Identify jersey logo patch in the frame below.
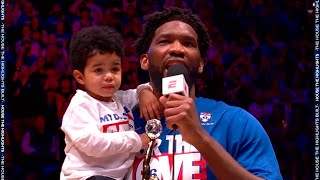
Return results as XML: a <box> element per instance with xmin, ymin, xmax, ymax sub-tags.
<box><xmin>200</xmin><ymin>112</ymin><xmax>211</xmax><ymax>122</ymax></box>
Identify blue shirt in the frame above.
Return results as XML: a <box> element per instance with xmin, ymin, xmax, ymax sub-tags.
<box><xmin>127</xmin><ymin>97</ymin><xmax>283</xmax><ymax>180</ymax></box>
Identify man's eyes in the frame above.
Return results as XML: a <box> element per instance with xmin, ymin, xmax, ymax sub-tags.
<box><xmin>184</xmin><ymin>41</ymin><xmax>196</xmax><ymax>47</ymax></box>
<box><xmin>158</xmin><ymin>40</ymin><xmax>169</xmax><ymax>45</ymax></box>
<box><xmin>158</xmin><ymin>40</ymin><xmax>196</xmax><ymax>47</ymax></box>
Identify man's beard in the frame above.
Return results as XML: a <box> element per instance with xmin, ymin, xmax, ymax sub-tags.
<box><xmin>148</xmin><ymin>63</ymin><xmax>164</xmax><ymax>95</ymax></box>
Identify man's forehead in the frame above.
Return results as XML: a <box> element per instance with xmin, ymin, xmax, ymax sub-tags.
<box><xmin>154</xmin><ymin>20</ymin><xmax>198</xmax><ymax>39</ymax></box>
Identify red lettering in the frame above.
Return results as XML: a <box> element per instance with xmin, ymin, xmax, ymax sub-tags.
<box><xmin>131</xmin><ymin>153</ymin><xmax>207</xmax><ymax>180</ymax></box>
<box><xmin>168</xmin><ymin>80</ymin><xmax>177</xmax><ymax>89</ymax></box>
<box><xmin>102</xmin><ymin>121</ymin><xmax>129</xmax><ymax>133</ymax></box>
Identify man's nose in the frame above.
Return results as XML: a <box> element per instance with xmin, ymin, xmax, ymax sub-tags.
<box><xmin>168</xmin><ymin>41</ymin><xmax>185</xmax><ymax>57</ymax></box>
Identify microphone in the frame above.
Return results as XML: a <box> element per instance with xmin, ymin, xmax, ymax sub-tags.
<box><xmin>161</xmin><ymin>64</ymin><xmax>192</xmax><ymax>180</ymax></box>
<box><xmin>162</xmin><ymin>64</ymin><xmax>191</xmax><ymax>129</ymax></box>
<box><xmin>162</xmin><ymin>64</ymin><xmax>191</xmax><ymax>97</ymax></box>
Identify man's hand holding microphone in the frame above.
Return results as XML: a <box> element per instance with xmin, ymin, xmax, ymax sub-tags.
<box><xmin>160</xmin><ymin>64</ymin><xmax>206</xmax><ymax>145</ymax></box>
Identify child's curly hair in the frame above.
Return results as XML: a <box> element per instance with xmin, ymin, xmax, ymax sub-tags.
<box><xmin>69</xmin><ymin>26</ymin><xmax>124</xmax><ymax>73</ymax></box>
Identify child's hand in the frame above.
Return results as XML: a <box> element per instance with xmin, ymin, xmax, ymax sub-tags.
<box><xmin>138</xmin><ymin>89</ymin><xmax>163</xmax><ymax>120</ymax></box>
<box><xmin>139</xmin><ymin>133</ymin><xmax>151</xmax><ymax>150</ymax></box>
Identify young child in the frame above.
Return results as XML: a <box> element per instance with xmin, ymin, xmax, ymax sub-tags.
<box><xmin>60</xmin><ymin>26</ymin><xmax>160</xmax><ymax>180</ymax></box>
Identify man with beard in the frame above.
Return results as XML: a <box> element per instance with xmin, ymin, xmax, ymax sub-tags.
<box><xmin>126</xmin><ymin>7</ymin><xmax>282</xmax><ymax>180</ymax></box>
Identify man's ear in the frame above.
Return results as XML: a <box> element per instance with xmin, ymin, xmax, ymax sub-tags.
<box><xmin>140</xmin><ymin>54</ymin><xmax>149</xmax><ymax>70</ymax></box>
<box><xmin>73</xmin><ymin>70</ymin><xmax>85</xmax><ymax>85</ymax></box>
<box><xmin>198</xmin><ymin>58</ymin><xmax>205</xmax><ymax>73</ymax></box>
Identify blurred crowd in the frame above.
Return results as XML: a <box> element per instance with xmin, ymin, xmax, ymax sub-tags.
<box><xmin>5</xmin><ymin>0</ymin><xmax>314</xmax><ymax>179</ymax></box>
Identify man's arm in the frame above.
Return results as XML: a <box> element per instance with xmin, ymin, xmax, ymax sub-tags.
<box><xmin>193</xmin><ymin>130</ymin><xmax>264</xmax><ymax>180</ymax></box>
<box><xmin>160</xmin><ymin>93</ymin><xmax>280</xmax><ymax>180</ymax></box>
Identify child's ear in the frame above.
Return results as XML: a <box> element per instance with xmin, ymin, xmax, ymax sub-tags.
<box><xmin>73</xmin><ymin>70</ymin><xmax>85</xmax><ymax>85</ymax></box>
<box><xmin>140</xmin><ymin>54</ymin><xmax>149</xmax><ymax>70</ymax></box>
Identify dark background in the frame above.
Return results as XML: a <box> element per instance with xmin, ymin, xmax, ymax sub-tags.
<box><xmin>5</xmin><ymin>0</ymin><xmax>314</xmax><ymax>179</ymax></box>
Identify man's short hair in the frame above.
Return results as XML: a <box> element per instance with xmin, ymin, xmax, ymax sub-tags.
<box><xmin>135</xmin><ymin>7</ymin><xmax>211</xmax><ymax>62</ymax></box>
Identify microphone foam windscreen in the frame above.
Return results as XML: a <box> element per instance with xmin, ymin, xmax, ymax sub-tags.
<box><xmin>167</xmin><ymin>64</ymin><xmax>192</xmax><ymax>87</ymax></box>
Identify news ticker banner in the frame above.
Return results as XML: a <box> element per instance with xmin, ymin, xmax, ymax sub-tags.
<box><xmin>315</xmin><ymin>1</ymin><xmax>320</xmax><ymax>179</ymax></box>
<box><xmin>0</xmin><ymin>0</ymin><xmax>4</xmax><ymax>179</ymax></box>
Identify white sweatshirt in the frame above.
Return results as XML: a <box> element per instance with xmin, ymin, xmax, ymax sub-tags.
<box><xmin>60</xmin><ymin>89</ymin><xmax>142</xmax><ymax>180</ymax></box>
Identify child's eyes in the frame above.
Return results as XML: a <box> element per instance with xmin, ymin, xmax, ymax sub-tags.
<box><xmin>112</xmin><ymin>67</ymin><xmax>121</xmax><ymax>72</ymax></box>
<box><xmin>94</xmin><ymin>68</ymin><xmax>103</xmax><ymax>73</ymax></box>
<box><xmin>93</xmin><ymin>67</ymin><xmax>121</xmax><ymax>74</ymax></box>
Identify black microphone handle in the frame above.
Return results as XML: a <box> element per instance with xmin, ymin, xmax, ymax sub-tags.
<box><xmin>172</xmin><ymin>124</ymin><xmax>177</xmax><ymax>130</ymax></box>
